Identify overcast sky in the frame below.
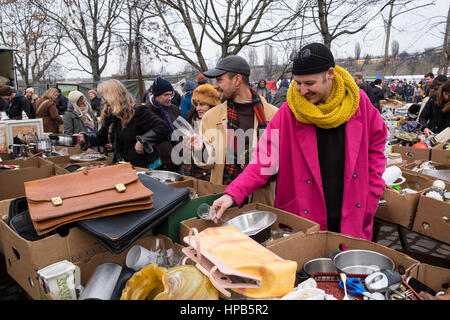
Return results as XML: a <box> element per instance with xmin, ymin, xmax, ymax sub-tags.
<box><xmin>63</xmin><ymin>0</ymin><xmax>449</xmax><ymax>80</ymax></box>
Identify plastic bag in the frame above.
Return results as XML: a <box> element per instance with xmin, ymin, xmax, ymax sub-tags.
<box><xmin>120</xmin><ymin>264</ymin><xmax>219</xmax><ymax>300</ymax></box>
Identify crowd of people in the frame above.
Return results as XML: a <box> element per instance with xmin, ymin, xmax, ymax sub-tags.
<box><xmin>0</xmin><ymin>43</ymin><xmax>449</xmax><ymax>249</ymax></box>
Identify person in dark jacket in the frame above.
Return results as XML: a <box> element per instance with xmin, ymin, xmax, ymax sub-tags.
<box><xmin>272</xmin><ymin>79</ymin><xmax>290</xmax><ymax>108</ymax></box>
<box><xmin>145</xmin><ymin>77</ymin><xmax>182</xmax><ymax>172</ymax></box>
<box><xmin>0</xmin><ymin>86</ymin><xmax>12</xmax><ymax>116</ymax></box>
<box><xmin>419</xmin><ymin>78</ymin><xmax>450</xmax><ymax>135</ymax></box>
<box><xmin>75</xmin><ymin>79</ymin><xmax>169</xmax><ymax>168</ymax></box>
<box><xmin>9</xmin><ymin>89</ymin><xmax>35</xmax><ymax>119</ymax></box>
<box><xmin>255</xmin><ymin>78</ymin><xmax>272</xmax><ymax>104</ymax></box>
<box><xmin>180</xmin><ymin>81</ymin><xmax>197</xmax><ymax>119</ymax></box>
<box><xmin>64</xmin><ymin>90</ymin><xmax>98</xmax><ymax>135</ymax></box>
<box><xmin>354</xmin><ymin>72</ymin><xmax>379</xmax><ymax>109</ymax></box>
<box><xmin>88</xmin><ymin>89</ymin><xmax>102</xmax><ymax>117</ymax></box>
<box><xmin>55</xmin><ymin>88</ymin><xmax>68</xmax><ymax>115</ymax></box>
<box><xmin>184</xmin><ymin>83</ymin><xmax>220</xmax><ymax>180</ymax></box>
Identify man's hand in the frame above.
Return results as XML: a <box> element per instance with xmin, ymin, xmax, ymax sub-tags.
<box><xmin>424</xmin><ymin>128</ymin><xmax>434</xmax><ymax>135</ymax></box>
<box><xmin>211</xmin><ymin>194</ymin><xmax>235</xmax><ymax>224</ymax></box>
<box><xmin>135</xmin><ymin>141</ymin><xmax>144</xmax><ymax>155</ymax></box>
<box><xmin>190</xmin><ymin>135</ymin><xmax>203</xmax><ymax>151</ymax></box>
<box><xmin>73</xmin><ymin>134</ymin><xmax>85</xmax><ymax>144</ymax></box>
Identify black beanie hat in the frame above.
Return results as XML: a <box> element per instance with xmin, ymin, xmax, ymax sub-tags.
<box><xmin>152</xmin><ymin>77</ymin><xmax>174</xmax><ymax>97</ymax></box>
<box><xmin>292</xmin><ymin>43</ymin><xmax>335</xmax><ymax>75</ymax></box>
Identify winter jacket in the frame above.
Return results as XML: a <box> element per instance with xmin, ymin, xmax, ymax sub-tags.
<box><xmin>55</xmin><ymin>94</ymin><xmax>68</xmax><ymax>115</ymax></box>
<box><xmin>8</xmin><ymin>91</ymin><xmax>35</xmax><ymax>119</ymax></box>
<box><xmin>146</xmin><ymin>98</ymin><xmax>182</xmax><ymax>170</ymax></box>
<box><xmin>272</xmin><ymin>87</ymin><xmax>288</xmax><ymax>108</ymax></box>
<box><xmin>83</xmin><ymin>104</ymin><xmax>169</xmax><ymax>167</ymax></box>
<box><xmin>63</xmin><ymin>109</ymin><xmax>99</xmax><ymax>135</ymax></box>
<box><xmin>418</xmin><ymin>96</ymin><xmax>450</xmax><ymax>134</ymax></box>
<box><xmin>194</xmin><ymin>96</ymin><xmax>279</xmax><ymax>205</ymax></box>
<box><xmin>224</xmin><ymin>90</ymin><xmax>387</xmax><ymax>241</ymax></box>
<box><xmin>35</xmin><ymin>97</ymin><xmax>63</xmax><ymax>133</ymax></box>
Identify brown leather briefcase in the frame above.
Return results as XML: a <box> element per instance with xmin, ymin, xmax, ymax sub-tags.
<box><xmin>25</xmin><ymin>162</ymin><xmax>153</xmax><ymax>235</ymax></box>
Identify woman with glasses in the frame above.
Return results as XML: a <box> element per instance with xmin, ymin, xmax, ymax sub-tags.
<box><xmin>64</xmin><ymin>90</ymin><xmax>98</xmax><ymax>135</ymax></box>
<box><xmin>74</xmin><ymin>79</ymin><xmax>169</xmax><ymax>168</ymax></box>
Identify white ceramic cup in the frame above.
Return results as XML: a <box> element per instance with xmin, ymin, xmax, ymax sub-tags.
<box><xmin>37</xmin><ymin>260</ymin><xmax>81</xmax><ymax>300</ymax></box>
<box><xmin>126</xmin><ymin>245</ymin><xmax>156</xmax><ymax>271</ymax></box>
<box><xmin>382</xmin><ymin>165</ymin><xmax>406</xmax><ymax>187</ymax></box>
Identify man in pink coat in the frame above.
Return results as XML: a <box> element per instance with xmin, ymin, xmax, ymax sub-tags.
<box><xmin>212</xmin><ymin>43</ymin><xmax>387</xmax><ymax>241</ymax></box>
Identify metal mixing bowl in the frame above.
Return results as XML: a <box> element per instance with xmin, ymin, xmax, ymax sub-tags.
<box><xmin>331</xmin><ymin>250</ymin><xmax>395</xmax><ymax>275</ymax></box>
<box><xmin>144</xmin><ymin>170</ymin><xmax>183</xmax><ymax>183</ymax></box>
<box><xmin>223</xmin><ymin>210</ymin><xmax>277</xmax><ymax>243</ymax></box>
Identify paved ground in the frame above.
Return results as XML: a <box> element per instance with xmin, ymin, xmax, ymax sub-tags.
<box><xmin>0</xmin><ymin>224</ymin><xmax>449</xmax><ymax>300</ymax></box>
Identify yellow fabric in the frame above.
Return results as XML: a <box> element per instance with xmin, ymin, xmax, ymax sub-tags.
<box><xmin>286</xmin><ymin>65</ymin><xmax>360</xmax><ymax>129</ymax></box>
<box><xmin>196</xmin><ymin>226</ymin><xmax>297</xmax><ymax>299</ymax></box>
<box><xmin>120</xmin><ymin>264</ymin><xmax>219</xmax><ymax>300</ymax></box>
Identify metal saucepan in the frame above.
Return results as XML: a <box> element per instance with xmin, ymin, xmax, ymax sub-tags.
<box><xmin>48</xmin><ymin>134</ymin><xmax>77</xmax><ymax>147</ymax></box>
<box><xmin>144</xmin><ymin>170</ymin><xmax>183</xmax><ymax>183</ymax></box>
<box><xmin>330</xmin><ymin>249</ymin><xmax>395</xmax><ymax>275</ymax></box>
<box><xmin>303</xmin><ymin>258</ymin><xmax>338</xmax><ymax>276</ymax></box>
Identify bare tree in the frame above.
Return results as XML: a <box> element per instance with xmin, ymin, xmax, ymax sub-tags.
<box><xmin>146</xmin><ymin>0</ymin><xmax>303</xmax><ymax>72</ymax></box>
<box><xmin>31</xmin><ymin>0</ymin><xmax>124</xmax><ymax>82</ymax></box>
<box><xmin>114</xmin><ymin>0</ymin><xmax>165</xmax><ymax>79</ymax></box>
<box><xmin>381</xmin><ymin>0</ymin><xmax>436</xmax><ymax>81</ymax></box>
<box><xmin>438</xmin><ymin>4</ymin><xmax>450</xmax><ymax>75</ymax></box>
<box><xmin>389</xmin><ymin>40</ymin><xmax>402</xmax><ymax>77</ymax></box>
<box><xmin>307</xmin><ymin>0</ymin><xmax>391</xmax><ymax>48</ymax></box>
<box><xmin>0</xmin><ymin>0</ymin><xmax>65</xmax><ymax>86</ymax></box>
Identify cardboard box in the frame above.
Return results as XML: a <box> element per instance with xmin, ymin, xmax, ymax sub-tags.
<box><xmin>266</xmin><ymin>231</ymin><xmax>420</xmax><ymax>279</ymax></box>
<box><xmin>375</xmin><ymin>171</ymin><xmax>436</xmax><ymax>229</ymax></box>
<box><xmin>0</xmin><ymin>152</ymin><xmax>14</xmax><ymax>161</ymax></box>
<box><xmin>392</xmin><ymin>144</ymin><xmax>431</xmax><ymax>163</ymax></box>
<box><xmin>416</xmin><ymin>264</ymin><xmax>450</xmax><ymax>294</ymax></box>
<box><xmin>430</xmin><ymin>144</ymin><xmax>450</xmax><ymax>166</ymax></box>
<box><xmin>412</xmin><ymin>193</ymin><xmax>450</xmax><ymax>244</ymax></box>
<box><xmin>155</xmin><ymin>178</ymin><xmax>227</xmax><ymax>243</ymax></box>
<box><xmin>38</xmin><ymin>234</ymin><xmax>176</xmax><ymax>300</ymax></box>
<box><xmin>179</xmin><ymin>203</ymin><xmax>321</xmax><ymax>247</ymax></box>
<box><xmin>402</xmin><ymin>160</ymin><xmax>450</xmax><ymax>181</ymax></box>
<box><xmin>0</xmin><ymin>200</ymin><xmax>176</xmax><ymax>300</ymax></box>
<box><xmin>0</xmin><ymin>157</ymin><xmax>56</xmax><ymax>201</ymax></box>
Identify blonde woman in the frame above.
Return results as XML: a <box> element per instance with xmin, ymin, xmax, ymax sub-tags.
<box><xmin>34</xmin><ymin>87</ymin><xmax>63</xmax><ymax>133</ymax></box>
<box><xmin>75</xmin><ymin>79</ymin><xmax>169</xmax><ymax>167</ymax></box>
<box><xmin>64</xmin><ymin>90</ymin><xmax>98</xmax><ymax>135</ymax></box>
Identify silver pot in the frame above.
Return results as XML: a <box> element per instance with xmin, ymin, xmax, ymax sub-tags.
<box><xmin>330</xmin><ymin>249</ymin><xmax>395</xmax><ymax>275</ymax></box>
<box><xmin>49</xmin><ymin>134</ymin><xmax>77</xmax><ymax>147</ymax></box>
<box><xmin>303</xmin><ymin>258</ymin><xmax>338</xmax><ymax>275</ymax></box>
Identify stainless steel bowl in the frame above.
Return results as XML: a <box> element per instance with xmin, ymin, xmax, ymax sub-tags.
<box><xmin>331</xmin><ymin>250</ymin><xmax>395</xmax><ymax>275</ymax></box>
<box><xmin>303</xmin><ymin>258</ymin><xmax>338</xmax><ymax>275</ymax></box>
<box><xmin>145</xmin><ymin>170</ymin><xmax>183</xmax><ymax>183</ymax></box>
<box><xmin>223</xmin><ymin>210</ymin><xmax>277</xmax><ymax>243</ymax></box>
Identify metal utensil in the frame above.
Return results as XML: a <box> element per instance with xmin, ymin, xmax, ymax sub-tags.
<box><xmin>144</xmin><ymin>170</ymin><xmax>183</xmax><ymax>183</ymax></box>
<box><xmin>223</xmin><ymin>210</ymin><xmax>277</xmax><ymax>243</ymax></box>
<box><xmin>303</xmin><ymin>258</ymin><xmax>338</xmax><ymax>276</ymax></box>
<box><xmin>340</xmin><ymin>273</ymin><xmax>349</xmax><ymax>300</ymax></box>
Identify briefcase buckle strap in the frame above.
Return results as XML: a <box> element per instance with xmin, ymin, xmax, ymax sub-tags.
<box><xmin>51</xmin><ymin>197</ymin><xmax>63</xmax><ymax>206</ymax></box>
<box><xmin>115</xmin><ymin>183</ymin><xmax>126</xmax><ymax>193</ymax></box>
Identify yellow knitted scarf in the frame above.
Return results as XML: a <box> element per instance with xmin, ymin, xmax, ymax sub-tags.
<box><xmin>287</xmin><ymin>65</ymin><xmax>360</xmax><ymax>129</ymax></box>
